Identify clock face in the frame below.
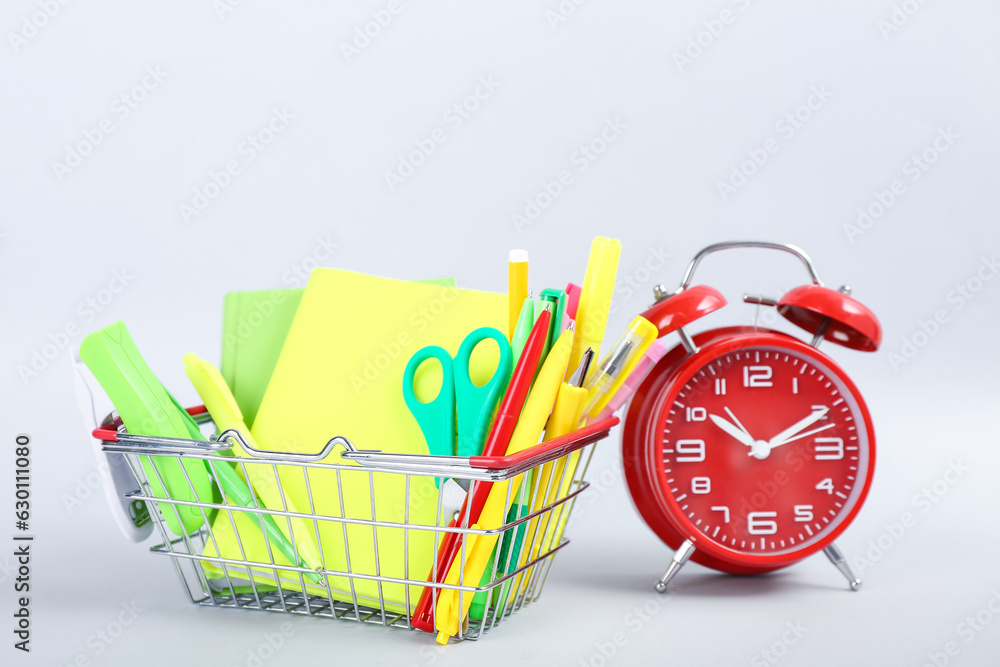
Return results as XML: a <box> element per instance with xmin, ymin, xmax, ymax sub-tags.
<box><xmin>654</xmin><ymin>340</ymin><xmax>872</xmax><ymax>560</ymax></box>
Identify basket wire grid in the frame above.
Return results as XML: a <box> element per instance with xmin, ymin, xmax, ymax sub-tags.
<box><xmin>96</xmin><ymin>410</ymin><xmax>614</xmax><ymax>640</ymax></box>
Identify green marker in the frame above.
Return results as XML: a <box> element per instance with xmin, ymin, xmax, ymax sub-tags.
<box><xmin>80</xmin><ymin>321</ymin><xmax>219</xmax><ymax>536</ymax></box>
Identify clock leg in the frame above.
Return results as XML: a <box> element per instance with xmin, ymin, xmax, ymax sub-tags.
<box><xmin>823</xmin><ymin>543</ymin><xmax>862</xmax><ymax>591</ymax></box>
<box><xmin>654</xmin><ymin>539</ymin><xmax>695</xmax><ymax>593</ymax></box>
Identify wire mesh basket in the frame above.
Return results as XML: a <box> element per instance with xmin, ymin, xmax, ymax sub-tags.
<box><xmin>93</xmin><ymin>408</ymin><xmax>616</xmax><ymax>640</ymax></box>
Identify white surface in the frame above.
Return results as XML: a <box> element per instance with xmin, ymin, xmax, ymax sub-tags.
<box><xmin>1</xmin><ymin>1</ymin><xmax>998</xmax><ymax>665</ymax></box>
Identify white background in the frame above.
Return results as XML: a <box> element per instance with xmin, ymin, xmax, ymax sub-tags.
<box><xmin>2</xmin><ymin>1</ymin><xmax>999</xmax><ymax>665</ymax></box>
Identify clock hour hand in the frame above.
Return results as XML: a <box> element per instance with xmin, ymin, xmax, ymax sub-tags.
<box><xmin>709</xmin><ymin>412</ymin><xmax>756</xmax><ymax>448</ymax></box>
<box><xmin>767</xmin><ymin>406</ymin><xmax>829</xmax><ymax>448</ymax></box>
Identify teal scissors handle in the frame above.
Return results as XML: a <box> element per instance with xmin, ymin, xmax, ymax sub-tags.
<box><xmin>453</xmin><ymin>327</ymin><xmax>513</xmax><ymax>458</ymax></box>
<box><xmin>403</xmin><ymin>346</ymin><xmax>456</xmax><ymax>467</ymax></box>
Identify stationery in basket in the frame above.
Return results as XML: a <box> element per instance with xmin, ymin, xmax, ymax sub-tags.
<box><xmin>82</xmin><ymin>238</ymin><xmax>632</xmax><ymax>642</ymax></box>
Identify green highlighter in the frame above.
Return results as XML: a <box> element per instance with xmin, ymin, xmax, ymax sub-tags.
<box><xmin>84</xmin><ymin>322</ymin><xmax>322</xmax><ymax>582</ymax></box>
<box><xmin>80</xmin><ymin>321</ymin><xmax>220</xmax><ymax>536</ymax></box>
<box><xmin>539</xmin><ymin>288</ymin><xmax>567</xmax><ymax>352</ymax></box>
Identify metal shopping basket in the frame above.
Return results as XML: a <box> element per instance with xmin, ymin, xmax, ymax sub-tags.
<box><xmin>92</xmin><ymin>407</ymin><xmax>616</xmax><ymax>640</ymax></box>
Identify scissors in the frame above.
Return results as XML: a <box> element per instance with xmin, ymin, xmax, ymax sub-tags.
<box><xmin>403</xmin><ymin>327</ymin><xmax>513</xmax><ymax>487</ymax></box>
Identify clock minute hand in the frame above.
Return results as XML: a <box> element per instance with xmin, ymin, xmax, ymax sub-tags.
<box><xmin>769</xmin><ymin>423</ymin><xmax>836</xmax><ymax>449</ymax></box>
<box><xmin>709</xmin><ymin>413</ymin><xmax>756</xmax><ymax>448</ymax></box>
<box><xmin>768</xmin><ymin>406</ymin><xmax>830</xmax><ymax>448</ymax></box>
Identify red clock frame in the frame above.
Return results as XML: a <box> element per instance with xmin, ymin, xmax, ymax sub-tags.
<box><xmin>622</xmin><ymin>326</ymin><xmax>877</xmax><ymax>575</ymax></box>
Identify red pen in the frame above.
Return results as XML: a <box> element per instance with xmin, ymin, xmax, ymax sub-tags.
<box><xmin>412</xmin><ymin>309</ymin><xmax>552</xmax><ymax>632</ymax></box>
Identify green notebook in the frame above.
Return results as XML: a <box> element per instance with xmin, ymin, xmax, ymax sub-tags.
<box><xmin>221</xmin><ymin>278</ymin><xmax>457</xmax><ymax>429</ymax></box>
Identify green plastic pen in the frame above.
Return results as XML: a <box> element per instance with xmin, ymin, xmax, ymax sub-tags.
<box><xmin>510</xmin><ymin>297</ymin><xmax>535</xmax><ymax>365</ymax></box>
<box><xmin>208</xmin><ymin>461</ymin><xmax>323</xmax><ymax>584</ymax></box>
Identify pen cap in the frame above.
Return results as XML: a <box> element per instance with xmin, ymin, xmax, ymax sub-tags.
<box><xmin>564</xmin><ymin>283</ymin><xmax>582</xmax><ymax>320</ymax></box>
<box><xmin>539</xmin><ymin>288</ymin><xmax>567</xmax><ymax>352</ymax></box>
<box><xmin>584</xmin><ymin>316</ymin><xmax>658</xmax><ymax>418</ymax></box>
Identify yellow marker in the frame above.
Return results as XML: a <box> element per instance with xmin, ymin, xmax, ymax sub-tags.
<box><xmin>567</xmin><ymin>237</ymin><xmax>621</xmax><ymax>382</ymax></box>
<box><xmin>538</xmin><ymin>405</ymin><xmax>594</xmax><ymax>559</ymax></box>
<box><xmin>435</xmin><ymin>328</ymin><xmax>574</xmax><ymax>643</ymax></box>
<box><xmin>542</xmin><ymin>321</ymin><xmax>658</xmax><ymax>555</ymax></box>
<box><xmin>183</xmin><ymin>353</ymin><xmax>324</xmax><ymax>575</ymax></box>
<box><xmin>583</xmin><ymin>316</ymin><xmax>658</xmax><ymax>418</ymax></box>
<box><xmin>509</xmin><ymin>381</ymin><xmax>588</xmax><ymax>602</ymax></box>
<box><xmin>508</xmin><ymin>249</ymin><xmax>529</xmax><ymax>340</ymax></box>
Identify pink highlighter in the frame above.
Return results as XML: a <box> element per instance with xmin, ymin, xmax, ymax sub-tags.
<box><xmin>594</xmin><ymin>337</ymin><xmax>669</xmax><ymax>421</ymax></box>
<box><xmin>564</xmin><ymin>283</ymin><xmax>582</xmax><ymax>320</ymax></box>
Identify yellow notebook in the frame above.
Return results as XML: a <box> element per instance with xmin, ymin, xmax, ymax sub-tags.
<box><xmin>230</xmin><ymin>269</ymin><xmax>505</xmax><ymax>611</ymax></box>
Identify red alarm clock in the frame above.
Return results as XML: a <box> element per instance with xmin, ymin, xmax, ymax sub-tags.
<box><xmin>621</xmin><ymin>241</ymin><xmax>881</xmax><ymax>592</ymax></box>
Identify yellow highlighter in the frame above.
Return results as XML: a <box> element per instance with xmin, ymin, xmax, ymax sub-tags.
<box><xmin>568</xmin><ymin>237</ymin><xmax>621</xmax><ymax>382</ymax></box>
<box><xmin>183</xmin><ymin>353</ymin><xmax>325</xmax><ymax>577</ymax></box>
<box><xmin>435</xmin><ymin>328</ymin><xmax>574</xmax><ymax>644</ymax></box>
<box><xmin>508</xmin><ymin>249</ymin><xmax>529</xmax><ymax>340</ymax></box>
<box><xmin>509</xmin><ymin>380</ymin><xmax>589</xmax><ymax>601</ymax></box>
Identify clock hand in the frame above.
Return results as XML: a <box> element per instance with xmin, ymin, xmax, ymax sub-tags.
<box><xmin>724</xmin><ymin>406</ymin><xmax>751</xmax><ymax>437</ymax></box>
<box><xmin>709</xmin><ymin>413</ymin><xmax>756</xmax><ymax>448</ymax></box>
<box><xmin>749</xmin><ymin>422</ymin><xmax>836</xmax><ymax>456</ymax></box>
<box><xmin>767</xmin><ymin>406</ymin><xmax>829</xmax><ymax>449</ymax></box>
<box><xmin>772</xmin><ymin>422</ymin><xmax>836</xmax><ymax>447</ymax></box>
